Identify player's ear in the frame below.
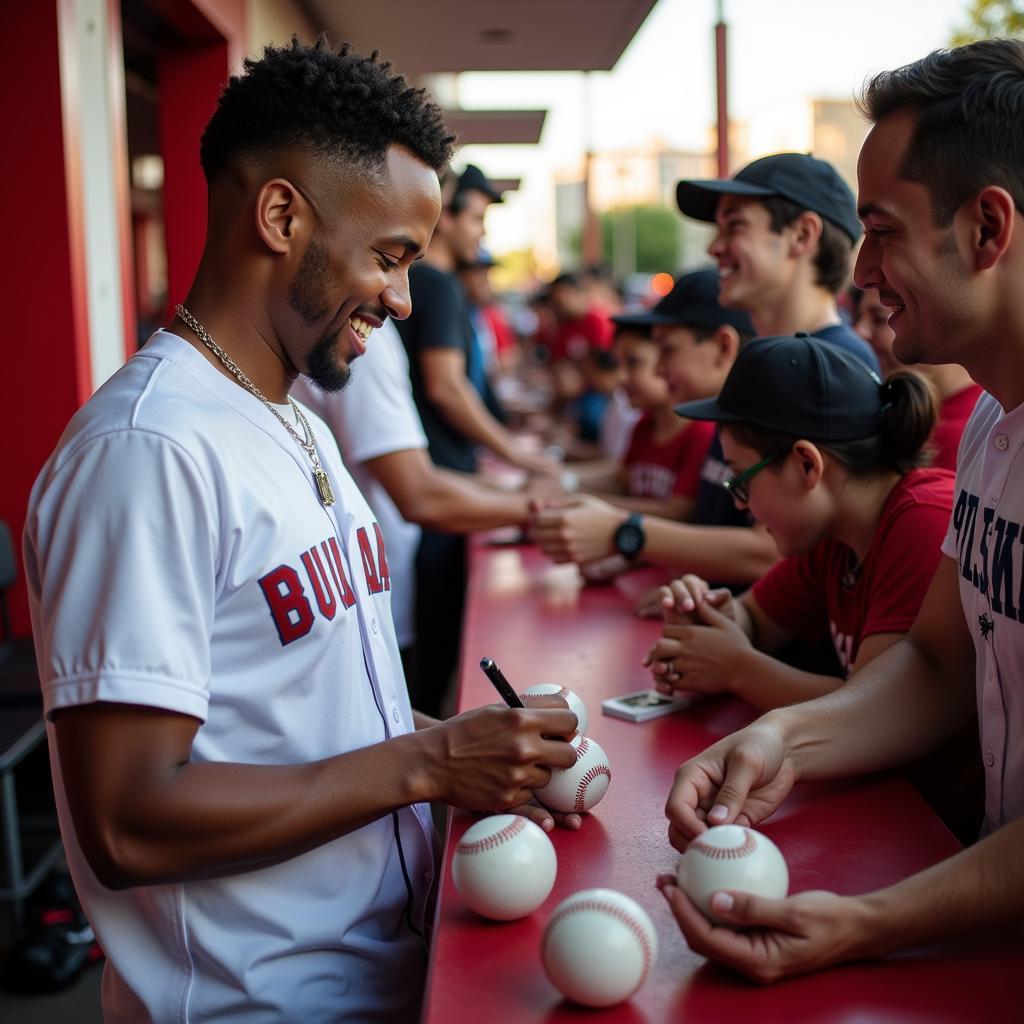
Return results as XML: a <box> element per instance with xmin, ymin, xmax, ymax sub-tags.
<box><xmin>255</xmin><ymin>178</ymin><xmax>309</xmax><ymax>256</ymax></box>
<box><xmin>712</xmin><ymin>325</ymin><xmax>740</xmax><ymax>367</ymax></box>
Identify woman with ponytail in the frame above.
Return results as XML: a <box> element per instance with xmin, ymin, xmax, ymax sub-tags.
<box><xmin>646</xmin><ymin>333</ymin><xmax>953</xmax><ymax>708</ymax></box>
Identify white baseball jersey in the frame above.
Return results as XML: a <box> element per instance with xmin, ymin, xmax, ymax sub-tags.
<box><xmin>292</xmin><ymin>319</ymin><xmax>427</xmax><ymax>649</ymax></box>
<box><xmin>24</xmin><ymin>330</ymin><xmax>434</xmax><ymax>1024</ymax></box>
<box><xmin>941</xmin><ymin>390</ymin><xmax>1024</xmax><ymax>834</ymax></box>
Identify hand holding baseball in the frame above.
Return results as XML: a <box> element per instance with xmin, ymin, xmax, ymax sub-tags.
<box><xmin>655</xmin><ymin>878</ymin><xmax>870</xmax><ymax>984</ymax></box>
<box><xmin>664</xmin><ymin>718</ymin><xmax>796</xmax><ymax>851</ymax></box>
<box><xmin>419</xmin><ymin>703</ymin><xmax>578</xmax><ymax>812</ymax></box>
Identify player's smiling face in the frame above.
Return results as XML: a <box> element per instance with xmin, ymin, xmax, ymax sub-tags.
<box><xmin>854</xmin><ymin>109</ymin><xmax>974</xmax><ymax>370</ymax></box>
<box><xmin>284</xmin><ymin>144</ymin><xmax>441</xmax><ymax>392</ymax></box>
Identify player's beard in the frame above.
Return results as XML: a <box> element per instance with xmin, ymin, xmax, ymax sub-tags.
<box><xmin>289</xmin><ymin>233</ymin><xmax>352</xmax><ymax>393</ymax></box>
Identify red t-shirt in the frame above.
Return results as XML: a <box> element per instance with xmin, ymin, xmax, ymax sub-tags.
<box><xmin>751</xmin><ymin>468</ymin><xmax>954</xmax><ymax>675</ymax></box>
<box><xmin>931</xmin><ymin>383</ymin><xmax>983</xmax><ymax>471</ymax></box>
<box><xmin>623</xmin><ymin>415</ymin><xmax>716</xmax><ymax>501</ymax></box>
<box><xmin>549</xmin><ymin>311</ymin><xmax>614</xmax><ymax>362</ymax></box>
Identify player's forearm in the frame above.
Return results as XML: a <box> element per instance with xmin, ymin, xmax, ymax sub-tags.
<box><xmin>854</xmin><ymin>816</ymin><xmax>1024</xmax><ymax>957</ymax></box>
<box><xmin>772</xmin><ymin>636</ymin><xmax>976</xmax><ymax>782</ymax></box>
<box><xmin>729</xmin><ymin>647</ymin><xmax>845</xmax><ymax>712</ymax></box>
<box><xmin>642</xmin><ymin>520</ymin><xmax>780</xmax><ymax>583</ymax></box>
<box><xmin>81</xmin><ymin>731</ymin><xmax>438</xmax><ymax>889</ymax></box>
<box><xmin>412</xmin><ymin>468</ymin><xmax>531</xmax><ymax>532</ymax></box>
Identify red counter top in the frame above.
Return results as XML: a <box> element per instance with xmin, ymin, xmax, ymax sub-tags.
<box><xmin>422</xmin><ymin>543</ymin><xmax>1024</xmax><ymax>1022</ymax></box>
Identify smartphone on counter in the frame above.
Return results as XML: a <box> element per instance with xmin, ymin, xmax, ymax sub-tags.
<box><xmin>601</xmin><ymin>689</ymin><xmax>693</xmax><ymax>723</ymax></box>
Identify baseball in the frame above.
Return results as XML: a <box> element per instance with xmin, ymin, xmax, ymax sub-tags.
<box><xmin>541</xmin><ymin>888</ymin><xmax>657</xmax><ymax>1007</ymax></box>
<box><xmin>534</xmin><ymin>734</ymin><xmax>611</xmax><ymax>814</ymax></box>
<box><xmin>522</xmin><ymin>683</ymin><xmax>588</xmax><ymax>735</ymax></box>
<box><xmin>678</xmin><ymin>824</ymin><xmax>789</xmax><ymax>924</ymax></box>
<box><xmin>451</xmin><ymin>814</ymin><xmax>557</xmax><ymax>921</ymax></box>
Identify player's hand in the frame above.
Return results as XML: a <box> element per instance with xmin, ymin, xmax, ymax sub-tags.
<box><xmin>646</xmin><ymin>597</ymin><xmax>750</xmax><ymax>695</ymax></box>
<box><xmin>656</xmin><ymin>875</ymin><xmax>870</xmax><ymax>983</ymax></box>
<box><xmin>421</xmin><ymin>702</ymin><xmax>579</xmax><ymax>811</ymax></box>
<box><xmin>506</xmin><ymin>800</ymin><xmax>583</xmax><ymax>832</ymax></box>
<box><xmin>665</xmin><ymin>718</ymin><xmax>796</xmax><ymax>850</ymax></box>
<box><xmin>579</xmin><ymin>554</ymin><xmax>631</xmax><ymax>584</ymax></box>
<box><xmin>530</xmin><ymin>494</ymin><xmax>620</xmax><ymax>564</ymax></box>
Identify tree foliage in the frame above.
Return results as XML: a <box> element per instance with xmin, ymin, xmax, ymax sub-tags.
<box><xmin>951</xmin><ymin>0</ymin><xmax>1024</xmax><ymax>45</ymax></box>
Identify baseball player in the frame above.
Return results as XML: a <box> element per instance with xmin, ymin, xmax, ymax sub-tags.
<box><xmin>24</xmin><ymin>40</ymin><xmax>576</xmax><ymax>1023</ymax></box>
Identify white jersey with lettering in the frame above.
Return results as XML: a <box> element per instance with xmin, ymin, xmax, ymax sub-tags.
<box><xmin>292</xmin><ymin>319</ymin><xmax>427</xmax><ymax>649</ymax></box>
<box><xmin>24</xmin><ymin>330</ymin><xmax>433</xmax><ymax>1024</ymax></box>
<box><xmin>942</xmin><ymin>390</ymin><xmax>1024</xmax><ymax>834</ymax></box>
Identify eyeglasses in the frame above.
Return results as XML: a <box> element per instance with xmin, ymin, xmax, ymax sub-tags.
<box><xmin>722</xmin><ymin>452</ymin><xmax>780</xmax><ymax>505</ymax></box>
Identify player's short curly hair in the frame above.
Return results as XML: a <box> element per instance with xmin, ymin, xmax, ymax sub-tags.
<box><xmin>200</xmin><ymin>37</ymin><xmax>456</xmax><ymax>183</ymax></box>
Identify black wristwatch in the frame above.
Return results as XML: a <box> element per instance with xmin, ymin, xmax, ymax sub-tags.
<box><xmin>613</xmin><ymin>513</ymin><xmax>645</xmax><ymax>560</ymax></box>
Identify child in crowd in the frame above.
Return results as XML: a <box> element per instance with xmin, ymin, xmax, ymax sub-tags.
<box><xmin>573</xmin><ymin>321</ymin><xmax>715</xmax><ymax>523</ymax></box>
<box><xmin>532</xmin><ymin>270</ymin><xmax>780</xmax><ymax>590</ymax></box>
<box><xmin>850</xmin><ymin>284</ymin><xmax>982</xmax><ymax>470</ymax></box>
<box><xmin>647</xmin><ymin>334</ymin><xmax>980</xmax><ymax>840</ymax></box>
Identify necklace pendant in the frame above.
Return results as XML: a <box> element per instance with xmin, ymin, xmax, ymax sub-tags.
<box><xmin>315</xmin><ymin>467</ymin><xmax>336</xmax><ymax>506</ymax></box>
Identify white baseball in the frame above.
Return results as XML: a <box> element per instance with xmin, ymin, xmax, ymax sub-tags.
<box><xmin>541</xmin><ymin>888</ymin><xmax>658</xmax><ymax>1007</ymax></box>
<box><xmin>534</xmin><ymin>734</ymin><xmax>610</xmax><ymax>814</ymax></box>
<box><xmin>451</xmin><ymin>814</ymin><xmax>557</xmax><ymax>921</ymax></box>
<box><xmin>678</xmin><ymin>824</ymin><xmax>789</xmax><ymax>924</ymax></box>
<box><xmin>522</xmin><ymin>683</ymin><xmax>588</xmax><ymax>735</ymax></box>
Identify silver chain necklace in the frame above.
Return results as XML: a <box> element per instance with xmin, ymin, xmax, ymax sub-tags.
<box><xmin>175</xmin><ymin>303</ymin><xmax>335</xmax><ymax>506</ymax></box>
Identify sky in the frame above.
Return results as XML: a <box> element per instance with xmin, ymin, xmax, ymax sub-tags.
<box><xmin>453</xmin><ymin>0</ymin><xmax>969</xmax><ymax>260</ymax></box>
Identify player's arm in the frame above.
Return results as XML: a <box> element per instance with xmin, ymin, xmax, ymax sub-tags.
<box><xmin>419</xmin><ymin>348</ymin><xmax>557</xmax><ymax>475</ymax></box>
<box><xmin>592</xmin><ymin>492</ymin><xmax>694</xmax><ymax>521</ymax></box>
<box><xmin>532</xmin><ymin>494</ymin><xmax>779</xmax><ymax>583</ymax></box>
<box><xmin>53</xmin><ymin>699</ymin><xmax>578</xmax><ymax>889</ymax></box>
<box><xmin>364</xmin><ymin>447</ymin><xmax>531</xmax><ymax>532</ymax></box>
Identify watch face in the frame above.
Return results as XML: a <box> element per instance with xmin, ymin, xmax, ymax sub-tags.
<box><xmin>615</xmin><ymin>521</ymin><xmax>644</xmax><ymax>559</ymax></box>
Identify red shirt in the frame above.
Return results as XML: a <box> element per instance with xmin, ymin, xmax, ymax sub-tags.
<box><xmin>550</xmin><ymin>311</ymin><xmax>614</xmax><ymax>362</ymax></box>
<box><xmin>623</xmin><ymin>415</ymin><xmax>716</xmax><ymax>501</ymax></box>
<box><xmin>932</xmin><ymin>383</ymin><xmax>983</xmax><ymax>471</ymax></box>
<box><xmin>752</xmin><ymin>468</ymin><xmax>954</xmax><ymax>675</ymax></box>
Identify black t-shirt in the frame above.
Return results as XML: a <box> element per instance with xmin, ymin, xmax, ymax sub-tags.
<box><xmin>694</xmin><ymin>432</ymin><xmax>749</xmax><ymax>530</ymax></box>
<box><xmin>396</xmin><ymin>263</ymin><xmax>478</xmax><ymax>473</ymax></box>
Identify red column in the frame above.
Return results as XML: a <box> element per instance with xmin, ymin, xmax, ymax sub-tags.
<box><xmin>1</xmin><ymin>0</ymin><xmax>93</xmax><ymax>637</ymax></box>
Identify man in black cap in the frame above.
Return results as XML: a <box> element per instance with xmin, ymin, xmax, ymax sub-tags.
<box><xmin>395</xmin><ymin>164</ymin><xmax>556</xmax><ymax>716</ymax></box>
<box><xmin>532</xmin><ymin>269</ymin><xmax>780</xmax><ymax>591</ymax></box>
<box><xmin>676</xmin><ymin>153</ymin><xmax>878</xmax><ymax>372</ymax></box>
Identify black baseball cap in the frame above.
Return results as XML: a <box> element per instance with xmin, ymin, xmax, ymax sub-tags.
<box><xmin>675</xmin><ymin>153</ymin><xmax>861</xmax><ymax>243</ymax></box>
<box><xmin>611</xmin><ymin>269</ymin><xmax>755</xmax><ymax>335</ymax></box>
<box><xmin>674</xmin><ymin>333</ymin><xmax>886</xmax><ymax>441</ymax></box>
<box><xmin>456</xmin><ymin>163</ymin><xmax>504</xmax><ymax>204</ymax></box>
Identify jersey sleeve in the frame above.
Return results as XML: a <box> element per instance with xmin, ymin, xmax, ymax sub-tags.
<box><xmin>861</xmin><ymin>496</ymin><xmax>950</xmax><ymax>640</ymax></box>
<box><xmin>25</xmin><ymin>429</ymin><xmax>218</xmax><ymax>722</ymax></box>
<box><xmin>750</xmin><ymin>548</ymin><xmax>830</xmax><ymax>642</ymax></box>
<box><xmin>672</xmin><ymin>421</ymin><xmax>717</xmax><ymax>499</ymax></box>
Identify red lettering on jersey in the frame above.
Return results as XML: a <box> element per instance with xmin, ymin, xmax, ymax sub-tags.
<box><xmin>258</xmin><ymin>565</ymin><xmax>314</xmax><ymax>645</ymax></box>
<box><xmin>301</xmin><ymin>547</ymin><xmax>337</xmax><ymax>620</ymax></box>
<box><xmin>326</xmin><ymin>537</ymin><xmax>357</xmax><ymax>609</ymax></box>
<box><xmin>357</xmin><ymin>526</ymin><xmax>384</xmax><ymax>594</ymax></box>
<box><xmin>373</xmin><ymin>522</ymin><xmax>391</xmax><ymax>591</ymax></box>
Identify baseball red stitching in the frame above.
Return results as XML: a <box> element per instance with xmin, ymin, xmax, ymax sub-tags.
<box><xmin>457</xmin><ymin>816</ymin><xmax>526</xmax><ymax>856</ymax></box>
<box><xmin>690</xmin><ymin>830</ymin><xmax>758</xmax><ymax>860</ymax></box>
<box><xmin>542</xmin><ymin>898</ymin><xmax>653</xmax><ymax>995</ymax></box>
<box><xmin>574</xmin><ymin>764</ymin><xmax>611</xmax><ymax>812</ymax></box>
<box><xmin>574</xmin><ymin>737</ymin><xmax>590</xmax><ymax>758</ymax></box>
